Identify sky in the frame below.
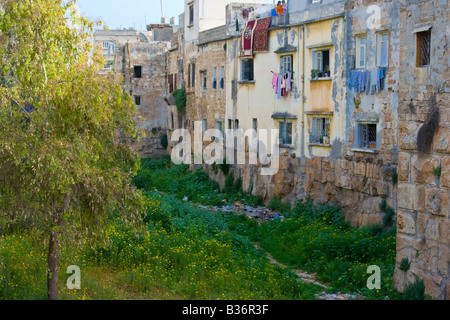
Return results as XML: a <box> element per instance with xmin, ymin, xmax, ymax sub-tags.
<box><xmin>76</xmin><ymin>0</ymin><xmax>274</xmax><ymax>31</ymax></box>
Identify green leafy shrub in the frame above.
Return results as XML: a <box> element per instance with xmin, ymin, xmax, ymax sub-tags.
<box><xmin>399</xmin><ymin>257</ymin><xmax>410</xmax><ymax>272</ymax></box>
<box><xmin>268</xmin><ymin>195</ymin><xmax>291</xmax><ymax>214</ymax></box>
<box><xmin>400</xmin><ymin>279</ymin><xmax>429</xmax><ymax>300</ymax></box>
<box><xmin>172</xmin><ymin>86</ymin><xmax>187</xmax><ymax>111</ymax></box>
<box><xmin>432</xmin><ymin>165</ymin><xmax>441</xmax><ymax>178</ymax></box>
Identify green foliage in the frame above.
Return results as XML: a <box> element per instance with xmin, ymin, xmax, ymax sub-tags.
<box><xmin>400</xmin><ymin>279</ymin><xmax>429</xmax><ymax>300</ymax></box>
<box><xmin>432</xmin><ymin>165</ymin><xmax>441</xmax><ymax>178</ymax></box>
<box><xmin>379</xmin><ymin>199</ymin><xmax>396</xmax><ymax>229</ymax></box>
<box><xmin>379</xmin><ymin>198</ymin><xmax>388</xmax><ymax>212</ymax></box>
<box><xmin>251</xmin><ymin>199</ymin><xmax>397</xmax><ymax>299</ymax></box>
<box><xmin>219</xmin><ymin>159</ymin><xmax>231</xmax><ymax>176</ymax></box>
<box><xmin>382</xmin><ymin>207</ymin><xmax>396</xmax><ymax>229</ymax></box>
<box><xmin>224</xmin><ymin>170</ymin><xmax>235</xmax><ymax>194</ymax></box>
<box><xmin>399</xmin><ymin>257</ymin><xmax>410</xmax><ymax>272</ymax></box>
<box><xmin>171</xmin><ymin>86</ymin><xmax>187</xmax><ymax>111</ymax></box>
<box><xmin>268</xmin><ymin>196</ymin><xmax>291</xmax><ymax>214</ymax></box>
<box><xmin>0</xmin><ymin>0</ymin><xmax>143</xmax><ymax>299</ymax></box>
<box><xmin>392</xmin><ymin>172</ymin><xmax>398</xmax><ymax>184</ymax></box>
<box><xmin>160</xmin><ymin>133</ymin><xmax>168</xmax><ymax>149</ymax></box>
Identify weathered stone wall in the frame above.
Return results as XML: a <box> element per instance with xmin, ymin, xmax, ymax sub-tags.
<box><xmin>116</xmin><ymin>41</ymin><xmax>169</xmax><ymax>158</ymax></box>
<box><xmin>394</xmin><ymin>0</ymin><xmax>449</xmax><ymax>300</ymax></box>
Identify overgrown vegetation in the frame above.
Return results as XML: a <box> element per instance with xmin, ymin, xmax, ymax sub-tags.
<box><xmin>171</xmin><ymin>86</ymin><xmax>187</xmax><ymax>111</ymax></box>
<box><xmin>432</xmin><ymin>165</ymin><xmax>442</xmax><ymax>178</ymax></box>
<box><xmin>1</xmin><ymin>157</ymin><xmax>406</xmax><ymax>300</ymax></box>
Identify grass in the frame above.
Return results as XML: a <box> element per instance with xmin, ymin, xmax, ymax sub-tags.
<box><xmin>0</xmin><ymin>190</ymin><xmax>322</xmax><ymax>300</ymax></box>
<box><xmin>1</xmin><ymin>157</ymin><xmax>405</xmax><ymax>300</ymax></box>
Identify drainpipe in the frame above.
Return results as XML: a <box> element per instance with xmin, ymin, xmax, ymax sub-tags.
<box><xmin>300</xmin><ymin>24</ymin><xmax>306</xmax><ymax>159</ymax></box>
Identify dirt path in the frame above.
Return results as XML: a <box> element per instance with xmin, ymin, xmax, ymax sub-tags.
<box><xmin>252</xmin><ymin>243</ymin><xmax>364</xmax><ymax>300</ymax></box>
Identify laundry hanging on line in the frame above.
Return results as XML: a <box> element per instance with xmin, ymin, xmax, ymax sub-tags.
<box><xmin>272</xmin><ymin>71</ymin><xmax>292</xmax><ymax>99</ymax></box>
<box><xmin>348</xmin><ymin>68</ymin><xmax>387</xmax><ymax>95</ymax></box>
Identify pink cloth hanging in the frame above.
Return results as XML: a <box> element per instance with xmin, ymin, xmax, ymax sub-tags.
<box><xmin>272</xmin><ymin>73</ymin><xmax>279</xmax><ymax>92</ymax></box>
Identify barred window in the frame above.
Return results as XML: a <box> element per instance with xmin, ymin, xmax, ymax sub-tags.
<box><xmin>416</xmin><ymin>29</ymin><xmax>431</xmax><ymax>67</ymax></box>
<box><xmin>359</xmin><ymin>123</ymin><xmax>377</xmax><ymax>149</ymax></box>
<box><xmin>241</xmin><ymin>58</ymin><xmax>254</xmax><ymax>82</ymax></box>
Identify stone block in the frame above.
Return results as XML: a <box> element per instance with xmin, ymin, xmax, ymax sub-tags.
<box><xmin>441</xmin><ymin>156</ymin><xmax>450</xmax><ymax>188</ymax></box>
<box><xmin>336</xmin><ymin>175</ymin><xmax>352</xmax><ymax>190</ymax></box>
<box><xmin>424</xmin><ymin>217</ymin><xmax>441</xmax><ymax>242</ymax></box>
<box><xmin>354</xmin><ymin>162</ymin><xmax>366</xmax><ymax>176</ymax></box>
<box><xmin>398</xmin><ymin>121</ymin><xmax>419</xmax><ymax>151</ymax></box>
<box><xmin>440</xmin><ymin>220</ymin><xmax>450</xmax><ymax>246</ymax></box>
<box><xmin>425</xmin><ymin>188</ymin><xmax>448</xmax><ymax>217</ymax></box>
<box><xmin>398</xmin><ymin>183</ymin><xmax>425</xmax><ymax>212</ymax></box>
<box><xmin>366</xmin><ymin>163</ymin><xmax>380</xmax><ymax>179</ymax></box>
<box><xmin>438</xmin><ymin>246</ymin><xmax>450</xmax><ymax>277</ymax></box>
<box><xmin>398</xmin><ymin>152</ymin><xmax>411</xmax><ymax>182</ymax></box>
<box><xmin>423</xmin><ymin>274</ymin><xmax>442</xmax><ymax>298</ymax></box>
<box><xmin>321</xmin><ymin>158</ymin><xmax>331</xmax><ymax>171</ymax></box>
<box><xmin>397</xmin><ymin>211</ymin><xmax>416</xmax><ymax>235</ymax></box>
<box><xmin>411</xmin><ymin>154</ymin><xmax>440</xmax><ymax>186</ymax></box>
<box><xmin>434</xmin><ymin>126</ymin><xmax>450</xmax><ymax>154</ymax></box>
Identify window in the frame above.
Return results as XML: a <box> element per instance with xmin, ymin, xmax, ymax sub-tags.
<box><xmin>201</xmin><ymin>71</ymin><xmax>207</xmax><ymax>91</ymax></box>
<box><xmin>252</xmin><ymin>118</ymin><xmax>258</xmax><ymax>131</ymax></box>
<box><xmin>202</xmin><ymin>118</ymin><xmax>207</xmax><ymax>133</ymax></box>
<box><xmin>212</xmin><ymin>67</ymin><xmax>217</xmax><ymax>89</ymax></box>
<box><xmin>358</xmin><ymin>123</ymin><xmax>377</xmax><ymax>150</ymax></box>
<box><xmin>134</xmin><ymin>66</ymin><xmax>142</xmax><ymax>78</ymax></box>
<box><xmin>280</xmin><ymin>55</ymin><xmax>293</xmax><ymax>75</ymax></box>
<box><xmin>171</xmin><ymin>113</ymin><xmax>174</xmax><ymax>129</ymax></box>
<box><xmin>220</xmin><ymin>66</ymin><xmax>225</xmax><ymax>89</ymax></box>
<box><xmin>188</xmin><ymin>64</ymin><xmax>191</xmax><ymax>87</ymax></box>
<box><xmin>356</xmin><ymin>36</ymin><xmax>367</xmax><ymax>69</ymax></box>
<box><xmin>188</xmin><ymin>4</ymin><xmax>194</xmax><ymax>26</ymax></box>
<box><xmin>377</xmin><ymin>32</ymin><xmax>389</xmax><ymax>67</ymax></box>
<box><xmin>191</xmin><ymin>63</ymin><xmax>195</xmax><ymax>87</ymax></box>
<box><xmin>310</xmin><ymin>117</ymin><xmax>331</xmax><ymax>144</ymax></box>
<box><xmin>168</xmin><ymin>74</ymin><xmax>176</xmax><ymax>93</ymax></box>
<box><xmin>416</xmin><ymin>29</ymin><xmax>431</xmax><ymax>67</ymax></box>
<box><xmin>312</xmin><ymin>49</ymin><xmax>331</xmax><ymax>77</ymax></box>
<box><xmin>102</xmin><ymin>41</ymin><xmax>109</xmax><ymax>49</ymax></box>
<box><xmin>215</xmin><ymin>120</ymin><xmax>225</xmax><ymax>137</ymax></box>
<box><xmin>240</xmin><ymin>58</ymin><xmax>254</xmax><ymax>82</ymax></box>
<box><xmin>279</xmin><ymin>121</ymin><xmax>293</xmax><ymax>146</ymax></box>
<box><xmin>134</xmin><ymin>96</ymin><xmax>141</xmax><ymax>106</ymax></box>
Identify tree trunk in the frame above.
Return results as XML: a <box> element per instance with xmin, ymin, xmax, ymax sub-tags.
<box><xmin>47</xmin><ymin>227</ymin><xmax>60</xmax><ymax>300</ymax></box>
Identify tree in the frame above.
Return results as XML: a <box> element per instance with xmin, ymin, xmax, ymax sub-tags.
<box><xmin>0</xmin><ymin>0</ymin><xmax>143</xmax><ymax>299</ymax></box>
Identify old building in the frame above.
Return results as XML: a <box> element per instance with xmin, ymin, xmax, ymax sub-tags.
<box><xmin>394</xmin><ymin>0</ymin><xmax>449</xmax><ymax>300</ymax></box>
<box><xmin>95</xmin><ymin>28</ymin><xmax>174</xmax><ymax>158</ymax></box>
<box><xmin>159</xmin><ymin>0</ymin><xmax>449</xmax><ymax>299</ymax></box>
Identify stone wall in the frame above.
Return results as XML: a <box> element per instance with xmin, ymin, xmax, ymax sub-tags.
<box><xmin>394</xmin><ymin>0</ymin><xmax>449</xmax><ymax>300</ymax></box>
<box><xmin>115</xmin><ymin>41</ymin><xmax>169</xmax><ymax>158</ymax></box>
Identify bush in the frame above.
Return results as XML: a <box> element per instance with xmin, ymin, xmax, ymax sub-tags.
<box><xmin>400</xmin><ymin>279</ymin><xmax>429</xmax><ymax>300</ymax></box>
<box><xmin>172</xmin><ymin>86</ymin><xmax>187</xmax><ymax>111</ymax></box>
<box><xmin>268</xmin><ymin>196</ymin><xmax>290</xmax><ymax>214</ymax></box>
<box><xmin>399</xmin><ymin>257</ymin><xmax>410</xmax><ymax>272</ymax></box>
